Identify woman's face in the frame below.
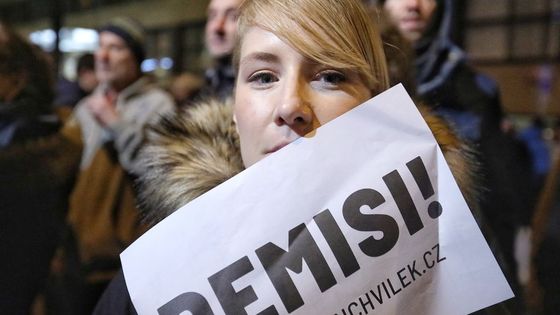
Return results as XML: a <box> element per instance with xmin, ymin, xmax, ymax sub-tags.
<box><xmin>234</xmin><ymin>27</ymin><xmax>372</xmax><ymax>167</ymax></box>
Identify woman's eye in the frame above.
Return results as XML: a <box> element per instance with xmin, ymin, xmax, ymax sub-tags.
<box><xmin>248</xmin><ymin>72</ymin><xmax>278</xmax><ymax>85</ymax></box>
<box><xmin>317</xmin><ymin>71</ymin><xmax>346</xmax><ymax>85</ymax></box>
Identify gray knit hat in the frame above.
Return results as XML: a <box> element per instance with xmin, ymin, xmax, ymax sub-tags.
<box><xmin>99</xmin><ymin>16</ymin><xmax>146</xmax><ymax>65</ymax></box>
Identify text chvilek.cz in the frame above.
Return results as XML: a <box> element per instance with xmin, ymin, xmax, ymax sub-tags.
<box><xmin>158</xmin><ymin>156</ymin><xmax>443</xmax><ymax>315</ymax></box>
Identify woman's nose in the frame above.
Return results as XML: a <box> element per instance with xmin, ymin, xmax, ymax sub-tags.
<box><xmin>274</xmin><ymin>79</ymin><xmax>313</xmax><ymax>135</ymax></box>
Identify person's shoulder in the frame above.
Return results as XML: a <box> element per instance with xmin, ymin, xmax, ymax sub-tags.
<box><xmin>453</xmin><ymin>62</ymin><xmax>500</xmax><ymax>98</ymax></box>
<box><xmin>0</xmin><ymin>127</ymin><xmax>81</xmax><ymax>196</ymax></box>
<box><xmin>133</xmin><ymin>77</ymin><xmax>174</xmax><ymax>106</ymax></box>
<box><xmin>144</xmin><ymin>86</ymin><xmax>174</xmax><ymax>102</ymax></box>
<box><xmin>416</xmin><ymin>103</ymin><xmax>481</xmax><ymax>215</ymax></box>
<box><xmin>137</xmin><ymin>97</ymin><xmax>243</xmax><ymax>226</ymax></box>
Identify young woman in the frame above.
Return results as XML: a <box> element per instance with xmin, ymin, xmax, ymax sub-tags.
<box><xmin>93</xmin><ymin>0</ymin><xmax>483</xmax><ymax>313</ymax></box>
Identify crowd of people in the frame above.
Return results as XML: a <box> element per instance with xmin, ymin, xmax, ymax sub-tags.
<box><xmin>1</xmin><ymin>0</ymin><xmax>558</xmax><ymax>314</ymax></box>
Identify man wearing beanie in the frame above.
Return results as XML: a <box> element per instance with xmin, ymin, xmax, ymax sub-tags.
<box><xmin>53</xmin><ymin>16</ymin><xmax>174</xmax><ymax>314</ymax></box>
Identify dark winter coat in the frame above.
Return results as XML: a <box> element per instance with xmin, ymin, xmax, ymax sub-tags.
<box><xmin>0</xmin><ymin>98</ymin><xmax>81</xmax><ymax>314</ymax></box>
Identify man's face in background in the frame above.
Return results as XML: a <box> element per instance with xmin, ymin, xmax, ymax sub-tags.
<box><xmin>204</xmin><ymin>0</ymin><xmax>242</xmax><ymax>58</ymax></box>
<box><xmin>95</xmin><ymin>32</ymin><xmax>139</xmax><ymax>90</ymax></box>
<box><xmin>383</xmin><ymin>0</ymin><xmax>437</xmax><ymax>43</ymax></box>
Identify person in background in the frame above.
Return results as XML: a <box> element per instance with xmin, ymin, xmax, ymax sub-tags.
<box><xmin>379</xmin><ymin>0</ymin><xmax>503</xmax><ymax>140</ymax></box>
<box><xmin>54</xmin><ymin>53</ymin><xmax>98</xmax><ymax>120</ymax></box>
<box><xmin>379</xmin><ymin>0</ymin><xmax>534</xmax><ymax>309</ymax></box>
<box><xmin>200</xmin><ymin>0</ymin><xmax>243</xmax><ymax>99</ymax></box>
<box><xmin>48</xmin><ymin>16</ymin><xmax>174</xmax><ymax>315</ymax></box>
<box><xmin>0</xmin><ymin>20</ymin><xmax>81</xmax><ymax>315</ymax></box>
<box><xmin>75</xmin><ymin>53</ymin><xmax>99</xmax><ymax>96</ymax></box>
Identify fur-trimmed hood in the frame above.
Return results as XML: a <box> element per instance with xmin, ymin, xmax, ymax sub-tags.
<box><xmin>137</xmin><ymin>98</ymin><xmax>478</xmax><ymax>227</ymax></box>
<box><xmin>137</xmin><ymin>99</ymin><xmax>243</xmax><ymax>226</ymax></box>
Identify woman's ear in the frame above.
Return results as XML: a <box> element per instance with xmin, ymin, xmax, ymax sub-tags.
<box><xmin>232</xmin><ymin>111</ymin><xmax>240</xmax><ymax>134</ymax></box>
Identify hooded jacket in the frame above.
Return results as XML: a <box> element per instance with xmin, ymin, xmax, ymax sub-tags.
<box><xmin>407</xmin><ymin>1</ymin><xmax>532</xmax><ymax>303</ymax></box>
<box><xmin>412</xmin><ymin>0</ymin><xmax>503</xmax><ymax>140</ymax></box>
<box><xmin>414</xmin><ymin>0</ymin><xmax>462</xmax><ymax>95</ymax></box>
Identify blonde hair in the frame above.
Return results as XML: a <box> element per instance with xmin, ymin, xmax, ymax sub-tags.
<box><xmin>234</xmin><ymin>0</ymin><xmax>389</xmax><ymax>94</ymax></box>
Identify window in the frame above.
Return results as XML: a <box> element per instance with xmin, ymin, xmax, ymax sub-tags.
<box><xmin>143</xmin><ymin>21</ymin><xmax>205</xmax><ymax>75</ymax></box>
<box><xmin>463</xmin><ymin>0</ymin><xmax>560</xmax><ymax>64</ymax></box>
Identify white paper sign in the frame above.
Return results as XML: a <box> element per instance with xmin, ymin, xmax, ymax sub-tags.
<box><xmin>121</xmin><ymin>85</ymin><xmax>513</xmax><ymax>315</ymax></box>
